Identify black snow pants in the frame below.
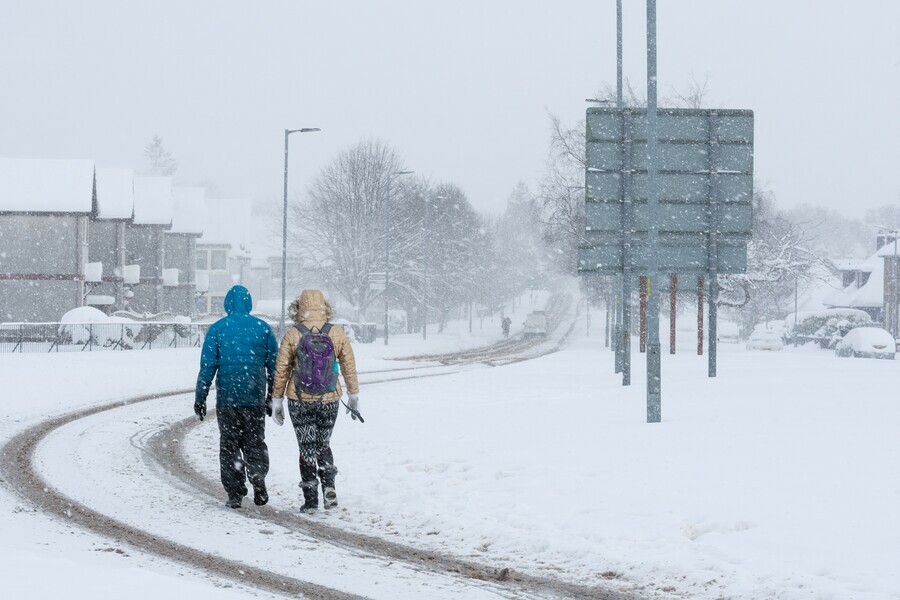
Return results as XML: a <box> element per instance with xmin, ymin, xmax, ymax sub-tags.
<box><xmin>216</xmin><ymin>406</ymin><xmax>269</xmax><ymax>498</ymax></box>
<box><xmin>288</xmin><ymin>399</ymin><xmax>339</xmax><ymax>493</ymax></box>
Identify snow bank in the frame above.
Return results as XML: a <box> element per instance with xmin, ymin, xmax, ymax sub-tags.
<box><xmin>59</xmin><ymin>306</ymin><xmax>142</xmax><ymax>347</ymax></box>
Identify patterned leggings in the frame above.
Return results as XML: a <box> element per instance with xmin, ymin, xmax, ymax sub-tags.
<box><xmin>288</xmin><ymin>399</ymin><xmax>339</xmax><ymax>489</ymax></box>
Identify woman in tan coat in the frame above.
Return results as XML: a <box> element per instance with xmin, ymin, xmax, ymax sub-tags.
<box><xmin>271</xmin><ymin>289</ymin><xmax>360</xmax><ymax>512</ymax></box>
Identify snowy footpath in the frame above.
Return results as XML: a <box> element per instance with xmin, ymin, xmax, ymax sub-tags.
<box><xmin>2</xmin><ymin>307</ymin><xmax>899</xmax><ymax>598</ymax></box>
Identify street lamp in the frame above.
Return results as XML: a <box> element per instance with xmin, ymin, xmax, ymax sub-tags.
<box><xmin>384</xmin><ymin>169</ymin><xmax>414</xmax><ymax>345</ymax></box>
<box><xmin>423</xmin><ymin>193</ymin><xmax>449</xmax><ymax>341</ymax></box>
<box><xmin>281</xmin><ymin>127</ymin><xmax>321</xmax><ymax>332</ymax></box>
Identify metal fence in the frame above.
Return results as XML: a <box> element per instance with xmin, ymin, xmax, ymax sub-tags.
<box><xmin>0</xmin><ymin>322</ymin><xmax>209</xmax><ymax>353</ymax></box>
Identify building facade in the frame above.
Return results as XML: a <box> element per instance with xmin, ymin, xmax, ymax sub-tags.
<box><xmin>162</xmin><ymin>186</ymin><xmax>206</xmax><ymax>316</ymax></box>
<box><xmin>0</xmin><ymin>158</ymin><xmax>96</xmax><ymax>322</ymax></box>
<box><xmin>86</xmin><ymin>167</ymin><xmax>135</xmax><ymax>312</ymax></box>
<box><xmin>126</xmin><ymin>176</ymin><xmax>173</xmax><ymax>315</ymax></box>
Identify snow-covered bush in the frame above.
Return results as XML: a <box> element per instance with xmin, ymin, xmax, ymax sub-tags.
<box><xmin>332</xmin><ymin>318</ymin><xmax>357</xmax><ymax>343</ymax></box>
<box><xmin>59</xmin><ymin>307</ymin><xmax>142</xmax><ymax>349</ymax></box>
<box><xmin>785</xmin><ymin>308</ymin><xmax>873</xmax><ymax>349</ymax></box>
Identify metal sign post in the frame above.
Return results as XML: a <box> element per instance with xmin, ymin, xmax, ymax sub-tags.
<box><xmin>579</xmin><ymin>105</ymin><xmax>753</xmax><ymax>421</ymax></box>
<box><xmin>645</xmin><ymin>0</ymin><xmax>661</xmax><ymax>422</ymax></box>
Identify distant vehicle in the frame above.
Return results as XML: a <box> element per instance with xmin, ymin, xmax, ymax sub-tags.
<box><xmin>835</xmin><ymin>327</ymin><xmax>896</xmax><ymax>360</ymax></box>
<box><xmin>753</xmin><ymin>320</ymin><xmax>786</xmax><ymax>336</ymax></box>
<box><xmin>716</xmin><ymin>320</ymin><xmax>741</xmax><ymax>344</ymax></box>
<box><xmin>746</xmin><ymin>329</ymin><xmax>784</xmax><ymax>351</ymax></box>
<box><xmin>523</xmin><ymin>311</ymin><xmax>548</xmax><ymax>338</ymax></box>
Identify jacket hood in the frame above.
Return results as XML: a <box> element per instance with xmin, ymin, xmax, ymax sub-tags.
<box><xmin>224</xmin><ymin>285</ymin><xmax>253</xmax><ymax>315</ymax></box>
<box><xmin>291</xmin><ymin>289</ymin><xmax>330</xmax><ymax>323</ymax></box>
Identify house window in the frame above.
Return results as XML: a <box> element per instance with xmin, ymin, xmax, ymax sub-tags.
<box><xmin>271</xmin><ymin>261</ymin><xmax>300</xmax><ymax>281</ymax></box>
<box><xmin>210</xmin><ymin>250</ymin><xmax>227</xmax><ymax>271</ymax></box>
<box><xmin>210</xmin><ymin>295</ymin><xmax>226</xmax><ymax>314</ymax></box>
<box><xmin>195</xmin><ymin>250</ymin><xmax>208</xmax><ymax>270</ymax></box>
<box><xmin>288</xmin><ymin>262</ymin><xmax>301</xmax><ymax>280</ymax></box>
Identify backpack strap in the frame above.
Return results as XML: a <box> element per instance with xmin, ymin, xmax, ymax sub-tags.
<box><xmin>295</xmin><ymin>323</ymin><xmax>332</xmax><ymax>335</ymax></box>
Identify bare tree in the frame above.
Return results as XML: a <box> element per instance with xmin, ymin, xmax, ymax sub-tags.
<box><xmin>292</xmin><ymin>140</ymin><xmax>486</xmax><ymax>332</ymax></box>
<box><xmin>396</xmin><ymin>183</ymin><xmax>486</xmax><ymax>331</ymax></box>
<box><xmin>290</xmin><ymin>138</ymin><xmax>408</xmax><ymax>317</ymax></box>
<box><xmin>537</xmin><ymin>113</ymin><xmax>586</xmax><ymax>273</ymax></box>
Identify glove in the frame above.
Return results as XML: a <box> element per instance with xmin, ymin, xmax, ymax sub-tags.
<box><xmin>194</xmin><ymin>399</ymin><xmax>206</xmax><ymax>421</ymax></box>
<box><xmin>271</xmin><ymin>397</ymin><xmax>285</xmax><ymax>426</ymax></box>
<box><xmin>265</xmin><ymin>395</ymin><xmax>273</xmax><ymax>417</ymax></box>
<box><xmin>346</xmin><ymin>393</ymin><xmax>360</xmax><ymax>421</ymax></box>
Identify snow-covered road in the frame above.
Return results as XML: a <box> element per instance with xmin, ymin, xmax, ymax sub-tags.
<box><xmin>3</xmin><ymin>299</ymin><xmax>899</xmax><ymax>599</ymax></box>
<box><xmin>30</xmin><ymin>393</ymin><xmax>523</xmax><ymax>600</ymax></box>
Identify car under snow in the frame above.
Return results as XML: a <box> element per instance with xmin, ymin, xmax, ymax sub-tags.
<box><xmin>834</xmin><ymin>327</ymin><xmax>896</xmax><ymax>360</ymax></box>
<box><xmin>746</xmin><ymin>329</ymin><xmax>784</xmax><ymax>351</ymax></box>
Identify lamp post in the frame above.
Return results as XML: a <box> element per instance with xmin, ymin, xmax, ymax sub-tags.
<box><xmin>384</xmin><ymin>170</ymin><xmax>414</xmax><ymax>345</ymax></box>
<box><xmin>280</xmin><ymin>127</ymin><xmax>320</xmax><ymax>332</ymax></box>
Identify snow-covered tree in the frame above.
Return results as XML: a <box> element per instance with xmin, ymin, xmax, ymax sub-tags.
<box><xmin>719</xmin><ymin>186</ymin><xmax>822</xmax><ymax>333</ymax></box>
<box><xmin>290</xmin><ymin>139</ymin><xmax>408</xmax><ymax>317</ymax></box>
<box><xmin>491</xmin><ymin>183</ymin><xmax>549</xmax><ymax>304</ymax></box>
<box><xmin>143</xmin><ymin>135</ymin><xmax>178</xmax><ymax>176</ymax></box>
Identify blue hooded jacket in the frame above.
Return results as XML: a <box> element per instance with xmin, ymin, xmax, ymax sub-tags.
<box><xmin>195</xmin><ymin>286</ymin><xmax>279</xmax><ymax>408</ymax></box>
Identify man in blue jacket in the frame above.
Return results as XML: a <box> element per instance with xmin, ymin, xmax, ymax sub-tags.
<box><xmin>195</xmin><ymin>285</ymin><xmax>279</xmax><ymax>508</ymax></box>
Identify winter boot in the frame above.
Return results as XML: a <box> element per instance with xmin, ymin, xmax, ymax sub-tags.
<box><xmin>226</xmin><ymin>494</ymin><xmax>242</xmax><ymax>509</ymax></box>
<box><xmin>319</xmin><ymin>464</ymin><xmax>338</xmax><ymax>509</ymax></box>
<box><xmin>299</xmin><ymin>480</ymin><xmax>318</xmax><ymax>513</ymax></box>
<box><xmin>252</xmin><ymin>481</ymin><xmax>268</xmax><ymax>506</ymax></box>
<box><xmin>322</xmin><ymin>486</ymin><xmax>337</xmax><ymax>509</ymax></box>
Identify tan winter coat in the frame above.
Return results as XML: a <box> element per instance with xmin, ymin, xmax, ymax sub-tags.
<box><xmin>272</xmin><ymin>290</ymin><xmax>359</xmax><ymax>402</ymax></box>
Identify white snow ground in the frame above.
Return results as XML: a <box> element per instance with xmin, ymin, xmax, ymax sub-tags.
<box><xmin>2</xmin><ymin>306</ymin><xmax>899</xmax><ymax>599</ymax></box>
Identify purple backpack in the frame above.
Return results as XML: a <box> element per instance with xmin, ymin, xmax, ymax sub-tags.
<box><xmin>293</xmin><ymin>323</ymin><xmax>339</xmax><ymax>395</ymax></box>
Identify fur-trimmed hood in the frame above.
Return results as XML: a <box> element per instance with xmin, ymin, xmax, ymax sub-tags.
<box><xmin>289</xmin><ymin>289</ymin><xmax>334</xmax><ymax>325</ymax></box>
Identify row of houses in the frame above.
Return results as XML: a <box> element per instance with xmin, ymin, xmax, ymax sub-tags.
<box><xmin>0</xmin><ymin>157</ymin><xmax>310</xmax><ymax>323</ymax></box>
<box><xmin>823</xmin><ymin>234</ymin><xmax>900</xmax><ymax>337</ymax></box>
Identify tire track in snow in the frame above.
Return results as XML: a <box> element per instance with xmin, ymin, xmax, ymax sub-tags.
<box><xmin>0</xmin><ymin>390</ymin><xmax>362</xmax><ymax>600</ymax></box>
<box><xmin>1</xmin><ymin>295</ymin><xmax>632</xmax><ymax>599</ymax></box>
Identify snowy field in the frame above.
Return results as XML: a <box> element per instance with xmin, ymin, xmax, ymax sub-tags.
<box><xmin>2</xmin><ymin>309</ymin><xmax>899</xmax><ymax>599</ymax></box>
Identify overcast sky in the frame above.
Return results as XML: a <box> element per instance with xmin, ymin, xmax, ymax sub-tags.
<box><xmin>1</xmin><ymin>1</ymin><xmax>897</xmax><ymax>216</ymax></box>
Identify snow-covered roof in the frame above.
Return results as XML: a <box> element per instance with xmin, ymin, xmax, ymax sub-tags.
<box><xmin>198</xmin><ymin>198</ymin><xmax>252</xmax><ymax>249</ymax></box>
<box><xmin>169</xmin><ymin>186</ymin><xmax>207</xmax><ymax>235</ymax></box>
<box><xmin>830</xmin><ymin>258</ymin><xmax>870</xmax><ymax>273</ymax></box>
<box><xmin>824</xmin><ymin>253</ymin><xmax>885</xmax><ymax>309</ymax></box>
<box><xmin>132</xmin><ymin>176</ymin><xmax>173</xmax><ymax>226</ymax></box>
<box><xmin>94</xmin><ymin>167</ymin><xmax>134</xmax><ymax>220</ymax></box>
<box><xmin>876</xmin><ymin>243</ymin><xmax>900</xmax><ymax>258</ymax></box>
<box><xmin>0</xmin><ymin>157</ymin><xmax>95</xmax><ymax>214</ymax></box>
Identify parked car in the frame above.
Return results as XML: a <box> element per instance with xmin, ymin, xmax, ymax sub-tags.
<box><xmin>716</xmin><ymin>320</ymin><xmax>741</xmax><ymax>343</ymax></box>
<box><xmin>523</xmin><ymin>311</ymin><xmax>548</xmax><ymax>337</ymax></box>
<box><xmin>746</xmin><ymin>329</ymin><xmax>784</xmax><ymax>351</ymax></box>
<box><xmin>834</xmin><ymin>327</ymin><xmax>896</xmax><ymax>360</ymax></box>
